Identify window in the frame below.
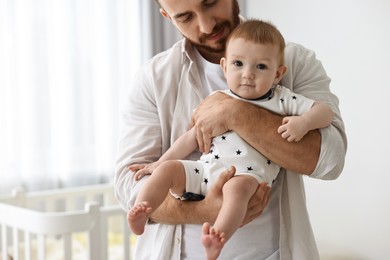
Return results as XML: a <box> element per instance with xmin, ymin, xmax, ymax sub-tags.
<box><xmin>0</xmin><ymin>0</ymin><xmax>141</xmax><ymax>194</ymax></box>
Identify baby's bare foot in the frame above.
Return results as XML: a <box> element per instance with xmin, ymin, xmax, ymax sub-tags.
<box><xmin>201</xmin><ymin>222</ymin><xmax>226</xmax><ymax>260</ymax></box>
<box><xmin>127</xmin><ymin>201</ymin><xmax>152</xmax><ymax>235</ymax></box>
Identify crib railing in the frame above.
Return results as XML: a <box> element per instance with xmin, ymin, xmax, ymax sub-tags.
<box><xmin>0</xmin><ymin>183</ymin><xmax>131</xmax><ymax>260</ymax></box>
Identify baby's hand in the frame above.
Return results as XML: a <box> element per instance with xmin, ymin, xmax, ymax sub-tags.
<box><xmin>129</xmin><ymin>162</ymin><xmax>161</xmax><ymax>180</ymax></box>
<box><xmin>277</xmin><ymin>116</ymin><xmax>308</xmax><ymax>142</ymax></box>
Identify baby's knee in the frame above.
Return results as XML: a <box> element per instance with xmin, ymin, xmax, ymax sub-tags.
<box><xmin>223</xmin><ymin>175</ymin><xmax>258</xmax><ymax>196</ymax></box>
<box><xmin>159</xmin><ymin>160</ymin><xmax>185</xmax><ymax>174</ymax></box>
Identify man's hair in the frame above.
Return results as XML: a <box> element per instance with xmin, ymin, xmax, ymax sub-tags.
<box><xmin>226</xmin><ymin>19</ymin><xmax>286</xmax><ymax>65</ymax></box>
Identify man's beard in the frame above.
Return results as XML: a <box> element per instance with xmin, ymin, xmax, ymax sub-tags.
<box><xmin>186</xmin><ymin>0</ymin><xmax>240</xmax><ymax>54</ymax></box>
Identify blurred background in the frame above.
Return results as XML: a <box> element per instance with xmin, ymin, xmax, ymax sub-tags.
<box><xmin>0</xmin><ymin>0</ymin><xmax>140</xmax><ymax>192</ymax></box>
<box><xmin>245</xmin><ymin>0</ymin><xmax>390</xmax><ymax>259</ymax></box>
<box><xmin>1</xmin><ymin>0</ymin><xmax>389</xmax><ymax>259</ymax></box>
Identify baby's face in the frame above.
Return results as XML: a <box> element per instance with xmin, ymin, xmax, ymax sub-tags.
<box><xmin>221</xmin><ymin>38</ymin><xmax>282</xmax><ymax>99</ymax></box>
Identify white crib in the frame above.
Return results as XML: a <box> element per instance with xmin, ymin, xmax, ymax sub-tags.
<box><xmin>0</xmin><ymin>183</ymin><xmax>132</xmax><ymax>260</ymax></box>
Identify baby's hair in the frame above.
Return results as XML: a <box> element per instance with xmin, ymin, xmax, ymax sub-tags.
<box><xmin>227</xmin><ymin>19</ymin><xmax>286</xmax><ymax>65</ymax></box>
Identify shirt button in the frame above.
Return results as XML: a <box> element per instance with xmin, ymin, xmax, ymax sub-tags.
<box><xmin>176</xmin><ymin>238</ymin><xmax>181</xmax><ymax>245</ymax></box>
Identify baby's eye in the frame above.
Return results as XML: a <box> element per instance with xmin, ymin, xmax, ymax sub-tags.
<box><xmin>257</xmin><ymin>63</ymin><xmax>267</xmax><ymax>70</ymax></box>
<box><xmin>233</xmin><ymin>60</ymin><xmax>243</xmax><ymax>67</ymax></box>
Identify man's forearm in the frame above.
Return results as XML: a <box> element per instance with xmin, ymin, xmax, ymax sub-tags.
<box><xmin>149</xmin><ymin>194</ymin><xmax>218</xmax><ymax>224</ymax></box>
<box><xmin>229</xmin><ymin>100</ymin><xmax>321</xmax><ymax>175</ymax></box>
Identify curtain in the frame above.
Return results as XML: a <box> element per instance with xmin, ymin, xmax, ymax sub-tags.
<box><xmin>139</xmin><ymin>1</ymin><xmax>181</xmax><ymax>61</ymax></box>
<box><xmin>0</xmin><ymin>0</ymin><xmax>142</xmax><ymax>194</ymax></box>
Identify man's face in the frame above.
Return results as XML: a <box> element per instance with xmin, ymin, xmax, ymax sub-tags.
<box><xmin>159</xmin><ymin>0</ymin><xmax>240</xmax><ymax>62</ymax></box>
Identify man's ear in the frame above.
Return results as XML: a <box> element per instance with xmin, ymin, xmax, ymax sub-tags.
<box><xmin>160</xmin><ymin>8</ymin><xmax>171</xmax><ymax>20</ymax></box>
<box><xmin>274</xmin><ymin>65</ymin><xmax>288</xmax><ymax>84</ymax></box>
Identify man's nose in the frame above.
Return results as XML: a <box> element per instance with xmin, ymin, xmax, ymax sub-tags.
<box><xmin>198</xmin><ymin>13</ymin><xmax>216</xmax><ymax>34</ymax></box>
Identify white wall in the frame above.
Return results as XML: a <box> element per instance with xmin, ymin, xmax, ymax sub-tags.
<box><xmin>246</xmin><ymin>0</ymin><xmax>390</xmax><ymax>259</ymax></box>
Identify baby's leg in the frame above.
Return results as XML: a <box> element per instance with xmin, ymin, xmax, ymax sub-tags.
<box><xmin>202</xmin><ymin>175</ymin><xmax>258</xmax><ymax>258</ymax></box>
<box><xmin>128</xmin><ymin>160</ymin><xmax>186</xmax><ymax>235</ymax></box>
<box><xmin>216</xmin><ymin>175</ymin><xmax>259</xmax><ymax>239</ymax></box>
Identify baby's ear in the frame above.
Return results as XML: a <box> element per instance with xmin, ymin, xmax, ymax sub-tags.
<box><xmin>220</xmin><ymin>57</ymin><xmax>228</xmax><ymax>77</ymax></box>
<box><xmin>274</xmin><ymin>65</ymin><xmax>288</xmax><ymax>84</ymax></box>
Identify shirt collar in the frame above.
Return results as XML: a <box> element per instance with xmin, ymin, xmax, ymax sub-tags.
<box><xmin>180</xmin><ymin>38</ymin><xmax>195</xmax><ymax>64</ymax></box>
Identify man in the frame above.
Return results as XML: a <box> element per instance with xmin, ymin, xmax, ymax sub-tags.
<box><xmin>115</xmin><ymin>0</ymin><xmax>347</xmax><ymax>259</ymax></box>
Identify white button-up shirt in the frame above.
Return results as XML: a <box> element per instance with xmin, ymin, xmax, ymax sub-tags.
<box><xmin>115</xmin><ymin>37</ymin><xmax>347</xmax><ymax>259</ymax></box>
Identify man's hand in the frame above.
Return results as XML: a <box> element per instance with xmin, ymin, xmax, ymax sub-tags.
<box><xmin>241</xmin><ymin>181</ymin><xmax>270</xmax><ymax>227</ymax></box>
<box><xmin>201</xmin><ymin>166</ymin><xmax>236</xmax><ymax>223</ymax></box>
<box><xmin>190</xmin><ymin>92</ymin><xmax>234</xmax><ymax>153</ymax></box>
<box><xmin>202</xmin><ymin>166</ymin><xmax>270</xmax><ymax>226</ymax></box>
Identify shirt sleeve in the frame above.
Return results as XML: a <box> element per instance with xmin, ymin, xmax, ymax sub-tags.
<box><xmin>114</xmin><ymin>67</ymin><xmax>162</xmax><ymax>211</ymax></box>
<box><xmin>282</xmin><ymin>42</ymin><xmax>347</xmax><ymax>180</ymax></box>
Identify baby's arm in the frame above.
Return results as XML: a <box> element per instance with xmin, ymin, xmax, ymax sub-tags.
<box><xmin>277</xmin><ymin>102</ymin><xmax>334</xmax><ymax>142</ymax></box>
<box><xmin>130</xmin><ymin>127</ymin><xmax>198</xmax><ymax>179</ymax></box>
<box><xmin>160</xmin><ymin>127</ymin><xmax>198</xmax><ymax>161</ymax></box>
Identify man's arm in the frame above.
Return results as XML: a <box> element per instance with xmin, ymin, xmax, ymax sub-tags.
<box><xmin>234</xmin><ymin>101</ymin><xmax>321</xmax><ymax>174</ymax></box>
<box><xmin>191</xmin><ymin>43</ymin><xmax>346</xmax><ymax>177</ymax></box>
<box><xmin>148</xmin><ymin>166</ymin><xmax>271</xmax><ymax>225</ymax></box>
<box><xmin>192</xmin><ymin>92</ymin><xmax>320</xmax><ymax>175</ymax></box>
